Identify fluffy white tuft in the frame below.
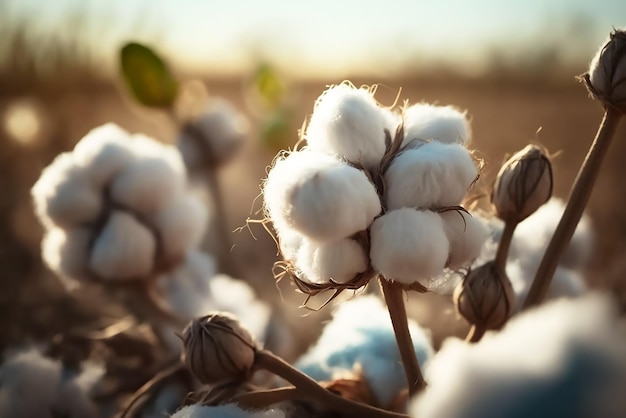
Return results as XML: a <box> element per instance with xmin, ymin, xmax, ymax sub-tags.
<box><xmin>274</xmin><ymin>222</ymin><xmax>303</xmax><ymax>262</ymax></box>
<box><xmin>370</xmin><ymin>208</ymin><xmax>449</xmax><ymax>284</ymax></box>
<box><xmin>42</xmin><ymin>227</ymin><xmax>92</xmax><ymax>284</ymax></box>
<box><xmin>170</xmin><ymin>404</ymin><xmax>285</xmax><ymax>418</ymax></box>
<box><xmin>411</xmin><ymin>293</ymin><xmax>626</xmax><ymax>418</ymax></box>
<box><xmin>402</xmin><ymin>103</ymin><xmax>471</xmax><ymax>146</ymax></box>
<box><xmin>32</xmin><ymin>153</ymin><xmax>102</xmax><ymax>228</ymax></box>
<box><xmin>385</xmin><ymin>141</ymin><xmax>477</xmax><ymax>210</ymax></box>
<box><xmin>305</xmin><ymin>84</ymin><xmax>391</xmax><ymax>170</ymax></box>
<box><xmin>297</xmin><ymin>295</ymin><xmax>434</xmax><ymax>407</ymax></box>
<box><xmin>152</xmin><ymin>194</ymin><xmax>209</xmax><ymax>264</ymax></box>
<box><xmin>294</xmin><ymin>237</ymin><xmax>368</xmax><ymax>284</ymax></box>
<box><xmin>89</xmin><ymin>211</ymin><xmax>156</xmax><ymax>280</ymax></box>
<box><xmin>440</xmin><ymin>210</ymin><xmax>489</xmax><ymax>270</ymax></box>
<box><xmin>263</xmin><ymin>150</ymin><xmax>380</xmax><ymax>242</ymax></box>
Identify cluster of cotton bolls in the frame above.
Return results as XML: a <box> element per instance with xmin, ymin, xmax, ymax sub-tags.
<box><xmin>411</xmin><ymin>292</ymin><xmax>626</xmax><ymax>418</ymax></box>
<box><xmin>32</xmin><ymin>123</ymin><xmax>208</xmax><ymax>285</ymax></box>
<box><xmin>0</xmin><ymin>347</ymin><xmax>104</xmax><ymax>418</ymax></box>
<box><xmin>263</xmin><ymin>83</ymin><xmax>488</xmax><ymax>289</ymax></box>
<box><xmin>296</xmin><ymin>295</ymin><xmax>434</xmax><ymax>409</ymax></box>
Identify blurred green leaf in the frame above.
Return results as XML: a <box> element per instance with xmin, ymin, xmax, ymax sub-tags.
<box><xmin>119</xmin><ymin>42</ymin><xmax>178</xmax><ymax>108</ymax></box>
<box><xmin>260</xmin><ymin>109</ymin><xmax>292</xmax><ymax>152</ymax></box>
<box><xmin>252</xmin><ymin>64</ymin><xmax>285</xmax><ymax>110</ymax></box>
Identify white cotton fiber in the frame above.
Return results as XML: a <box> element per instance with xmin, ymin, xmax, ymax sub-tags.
<box><xmin>370</xmin><ymin>208</ymin><xmax>449</xmax><ymax>284</ymax></box>
<box><xmin>151</xmin><ymin>194</ymin><xmax>208</xmax><ymax>263</ymax></box>
<box><xmin>294</xmin><ymin>237</ymin><xmax>368</xmax><ymax>284</ymax></box>
<box><xmin>263</xmin><ymin>150</ymin><xmax>381</xmax><ymax>242</ymax></box>
<box><xmin>89</xmin><ymin>211</ymin><xmax>156</xmax><ymax>280</ymax></box>
<box><xmin>274</xmin><ymin>222</ymin><xmax>303</xmax><ymax>261</ymax></box>
<box><xmin>42</xmin><ymin>227</ymin><xmax>92</xmax><ymax>283</ymax></box>
<box><xmin>440</xmin><ymin>210</ymin><xmax>489</xmax><ymax>270</ymax></box>
<box><xmin>410</xmin><ymin>293</ymin><xmax>626</xmax><ymax>418</ymax></box>
<box><xmin>402</xmin><ymin>103</ymin><xmax>471</xmax><ymax>147</ymax></box>
<box><xmin>385</xmin><ymin>141</ymin><xmax>477</xmax><ymax>210</ymax></box>
<box><xmin>170</xmin><ymin>404</ymin><xmax>285</xmax><ymax>418</ymax></box>
<box><xmin>32</xmin><ymin>153</ymin><xmax>102</xmax><ymax>228</ymax></box>
<box><xmin>305</xmin><ymin>84</ymin><xmax>391</xmax><ymax>170</ymax></box>
<box><xmin>297</xmin><ymin>295</ymin><xmax>434</xmax><ymax>407</ymax></box>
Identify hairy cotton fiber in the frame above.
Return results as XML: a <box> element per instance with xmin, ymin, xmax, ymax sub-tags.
<box><xmin>385</xmin><ymin>141</ymin><xmax>477</xmax><ymax>210</ymax></box>
<box><xmin>297</xmin><ymin>296</ymin><xmax>434</xmax><ymax>407</ymax></box>
<box><xmin>440</xmin><ymin>210</ymin><xmax>489</xmax><ymax>270</ymax></box>
<box><xmin>294</xmin><ymin>237</ymin><xmax>368</xmax><ymax>284</ymax></box>
<box><xmin>263</xmin><ymin>150</ymin><xmax>380</xmax><ymax>242</ymax></box>
<box><xmin>411</xmin><ymin>293</ymin><xmax>626</xmax><ymax>418</ymax></box>
<box><xmin>402</xmin><ymin>103</ymin><xmax>471</xmax><ymax>147</ymax></box>
<box><xmin>370</xmin><ymin>208</ymin><xmax>449</xmax><ymax>284</ymax></box>
<box><xmin>305</xmin><ymin>83</ymin><xmax>391</xmax><ymax>170</ymax></box>
<box><xmin>587</xmin><ymin>29</ymin><xmax>626</xmax><ymax>110</ymax></box>
<box><xmin>89</xmin><ymin>211</ymin><xmax>156</xmax><ymax>280</ymax></box>
<box><xmin>171</xmin><ymin>404</ymin><xmax>285</xmax><ymax>418</ymax></box>
<box><xmin>42</xmin><ymin>227</ymin><xmax>92</xmax><ymax>284</ymax></box>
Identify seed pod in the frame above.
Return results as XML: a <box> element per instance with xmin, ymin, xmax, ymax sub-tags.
<box><xmin>491</xmin><ymin>145</ymin><xmax>553</xmax><ymax>224</ymax></box>
<box><xmin>585</xmin><ymin>29</ymin><xmax>626</xmax><ymax>111</ymax></box>
<box><xmin>453</xmin><ymin>262</ymin><xmax>516</xmax><ymax>330</ymax></box>
<box><xmin>181</xmin><ymin>313</ymin><xmax>257</xmax><ymax>384</ymax></box>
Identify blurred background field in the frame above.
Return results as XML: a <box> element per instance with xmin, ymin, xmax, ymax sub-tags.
<box><xmin>1</xmin><ymin>0</ymin><xmax>626</xmax><ymax>355</ymax></box>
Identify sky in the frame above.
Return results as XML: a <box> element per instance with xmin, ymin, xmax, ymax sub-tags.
<box><xmin>3</xmin><ymin>0</ymin><xmax>626</xmax><ymax>78</ymax></box>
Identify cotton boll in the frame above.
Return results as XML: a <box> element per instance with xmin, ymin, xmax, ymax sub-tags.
<box><xmin>129</xmin><ymin>133</ymin><xmax>187</xmax><ymax>178</ymax></box>
<box><xmin>110</xmin><ymin>157</ymin><xmax>186</xmax><ymax>215</ymax></box>
<box><xmin>42</xmin><ymin>227</ymin><xmax>92</xmax><ymax>284</ymax></box>
<box><xmin>294</xmin><ymin>237</ymin><xmax>368</xmax><ymax>284</ymax></box>
<box><xmin>440</xmin><ymin>210</ymin><xmax>489</xmax><ymax>269</ymax></box>
<box><xmin>411</xmin><ymin>293</ymin><xmax>626</xmax><ymax>418</ymax></box>
<box><xmin>385</xmin><ymin>141</ymin><xmax>477</xmax><ymax>210</ymax></box>
<box><xmin>274</xmin><ymin>222</ymin><xmax>303</xmax><ymax>261</ymax></box>
<box><xmin>305</xmin><ymin>84</ymin><xmax>390</xmax><ymax>170</ymax></box>
<box><xmin>90</xmin><ymin>211</ymin><xmax>156</xmax><ymax>280</ymax></box>
<box><xmin>264</xmin><ymin>150</ymin><xmax>380</xmax><ymax>242</ymax></box>
<box><xmin>152</xmin><ymin>194</ymin><xmax>208</xmax><ymax>263</ymax></box>
<box><xmin>32</xmin><ymin>153</ymin><xmax>102</xmax><ymax>228</ymax></box>
<box><xmin>402</xmin><ymin>103</ymin><xmax>471</xmax><ymax>147</ymax></box>
<box><xmin>370</xmin><ymin>208</ymin><xmax>449</xmax><ymax>284</ymax></box>
<box><xmin>170</xmin><ymin>404</ymin><xmax>286</xmax><ymax>418</ymax></box>
<box><xmin>297</xmin><ymin>296</ymin><xmax>434</xmax><ymax>407</ymax></box>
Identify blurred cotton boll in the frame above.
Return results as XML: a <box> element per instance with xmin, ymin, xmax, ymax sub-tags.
<box><xmin>402</xmin><ymin>103</ymin><xmax>471</xmax><ymax>146</ymax></box>
<box><xmin>170</xmin><ymin>404</ymin><xmax>285</xmax><ymax>418</ymax></box>
<box><xmin>411</xmin><ymin>293</ymin><xmax>626</xmax><ymax>418</ymax></box>
<box><xmin>263</xmin><ymin>150</ymin><xmax>380</xmax><ymax>242</ymax></box>
<box><xmin>370</xmin><ymin>208</ymin><xmax>449</xmax><ymax>285</ymax></box>
<box><xmin>384</xmin><ymin>141</ymin><xmax>477</xmax><ymax>210</ymax></box>
<box><xmin>305</xmin><ymin>83</ymin><xmax>391</xmax><ymax>170</ymax></box>
<box><xmin>297</xmin><ymin>295</ymin><xmax>434</xmax><ymax>407</ymax></box>
<box><xmin>440</xmin><ymin>210</ymin><xmax>489</xmax><ymax>270</ymax></box>
<box><xmin>294</xmin><ymin>237</ymin><xmax>368</xmax><ymax>284</ymax></box>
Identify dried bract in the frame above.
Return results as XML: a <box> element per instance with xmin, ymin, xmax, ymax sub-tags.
<box><xmin>585</xmin><ymin>29</ymin><xmax>626</xmax><ymax>111</ymax></box>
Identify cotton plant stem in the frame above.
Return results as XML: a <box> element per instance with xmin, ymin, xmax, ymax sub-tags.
<box><xmin>230</xmin><ymin>386</ymin><xmax>304</xmax><ymax>409</ymax></box>
<box><xmin>255</xmin><ymin>350</ymin><xmax>409</xmax><ymax>418</ymax></box>
<box><xmin>494</xmin><ymin>221</ymin><xmax>517</xmax><ymax>270</ymax></box>
<box><xmin>524</xmin><ymin>107</ymin><xmax>623</xmax><ymax>310</ymax></box>
<box><xmin>378</xmin><ymin>278</ymin><xmax>426</xmax><ymax>397</ymax></box>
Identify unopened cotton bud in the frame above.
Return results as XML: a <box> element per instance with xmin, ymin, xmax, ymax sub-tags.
<box><xmin>32</xmin><ymin>153</ymin><xmax>102</xmax><ymax>228</ymax></box>
<box><xmin>263</xmin><ymin>150</ymin><xmax>380</xmax><ymax>242</ymax></box>
<box><xmin>385</xmin><ymin>141</ymin><xmax>477</xmax><ymax>210</ymax></box>
<box><xmin>152</xmin><ymin>194</ymin><xmax>208</xmax><ymax>263</ymax></box>
<box><xmin>454</xmin><ymin>262</ymin><xmax>516</xmax><ymax>330</ymax></box>
<box><xmin>110</xmin><ymin>158</ymin><xmax>185</xmax><ymax>214</ymax></box>
<box><xmin>403</xmin><ymin>103</ymin><xmax>471</xmax><ymax>147</ymax></box>
<box><xmin>89</xmin><ymin>211</ymin><xmax>156</xmax><ymax>280</ymax></box>
<box><xmin>370</xmin><ymin>208</ymin><xmax>449</xmax><ymax>284</ymax></box>
<box><xmin>305</xmin><ymin>84</ymin><xmax>390</xmax><ymax>170</ymax></box>
<box><xmin>440</xmin><ymin>210</ymin><xmax>489</xmax><ymax>270</ymax></box>
<box><xmin>181</xmin><ymin>313</ymin><xmax>257</xmax><ymax>384</ymax></box>
<box><xmin>295</xmin><ymin>237</ymin><xmax>368</xmax><ymax>284</ymax></box>
<box><xmin>586</xmin><ymin>29</ymin><xmax>626</xmax><ymax>110</ymax></box>
<box><xmin>491</xmin><ymin>145</ymin><xmax>553</xmax><ymax>224</ymax></box>
<box><xmin>42</xmin><ymin>227</ymin><xmax>92</xmax><ymax>282</ymax></box>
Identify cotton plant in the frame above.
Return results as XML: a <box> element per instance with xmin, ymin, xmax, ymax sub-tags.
<box><xmin>170</xmin><ymin>404</ymin><xmax>286</xmax><ymax>418</ymax></box>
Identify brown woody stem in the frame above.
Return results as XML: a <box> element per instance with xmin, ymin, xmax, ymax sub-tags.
<box><xmin>524</xmin><ymin>107</ymin><xmax>623</xmax><ymax>309</ymax></box>
<box><xmin>379</xmin><ymin>278</ymin><xmax>426</xmax><ymax>397</ymax></box>
<box><xmin>494</xmin><ymin>221</ymin><xmax>517</xmax><ymax>271</ymax></box>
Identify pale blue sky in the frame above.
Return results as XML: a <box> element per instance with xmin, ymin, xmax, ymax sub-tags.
<box><xmin>4</xmin><ymin>0</ymin><xmax>626</xmax><ymax>78</ymax></box>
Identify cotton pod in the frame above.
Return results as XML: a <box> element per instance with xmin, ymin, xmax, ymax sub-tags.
<box><xmin>440</xmin><ymin>210</ymin><xmax>489</xmax><ymax>269</ymax></box>
<box><xmin>304</xmin><ymin>83</ymin><xmax>391</xmax><ymax>170</ymax></box>
<box><xmin>89</xmin><ymin>211</ymin><xmax>156</xmax><ymax>280</ymax></box>
<box><xmin>151</xmin><ymin>194</ymin><xmax>208</xmax><ymax>264</ymax></box>
<box><xmin>293</xmin><ymin>237</ymin><xmax>368</xmax><ymax>284</ymax></box>
<box><xmin>402</xmin><ymin>103</ymin><xmax>471</xmax><ymax>147</ymax></box>
<box><xmin>32</xmin><ymin>153</ymin><xmax>102</xmax><ymax>228</ymax></box>
<box><xmin>586</xmin><ymin>29</ymin><xmax>626</xmax><ymax>110</ymax></box>
<box><xmin>171</xmin><ymin>404</ymin><xmax>285</xmax><ymax>418</ymax></box>
<box><xmin>263</xmin><ymin>150</ymin><xmax>381</xmax><ymax>242</ymax></box>
<box><xmin>370</xmin><ymin>208</ymin><xmax>449</xmax><ymax>285</ymax></box>
<box><xmin>385</xmin><ymin>141</ymin><xmax>477</xmax><ymax>210</ymax></box>
<box><xmin>41</xmin><ymin>227</ymin><xmax>92</xmax><ymax>285</ymax></box>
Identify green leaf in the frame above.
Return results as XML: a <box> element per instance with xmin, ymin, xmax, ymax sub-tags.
<box><xmin>119</xmin><ymin>42</ymin><xmax>178</xmax><ymax>108</ymax></box>
<box><xmin>252</xmin><ymin>63</ymin><xmax>285</xmax><ymax>110</ymax></box>
<box><xmin>260</xmin><ymin>109</ymin><xmax>292</xmax><ymax>152</ymax></box>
